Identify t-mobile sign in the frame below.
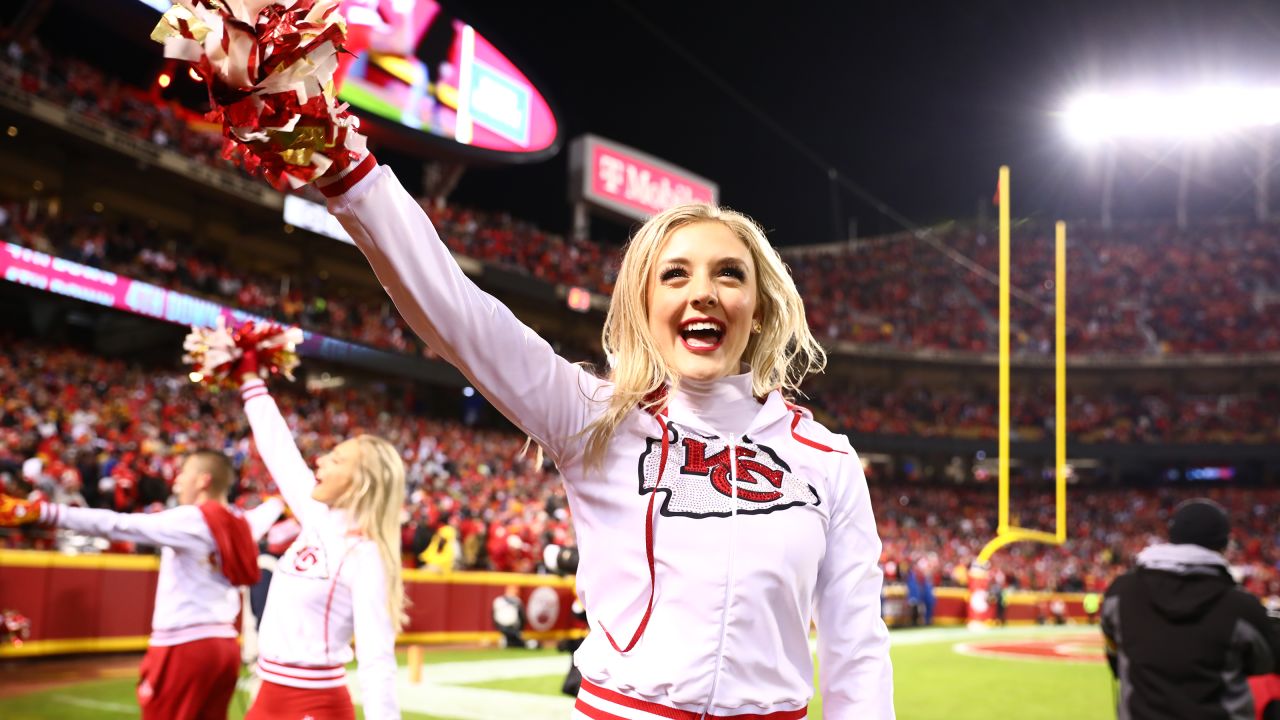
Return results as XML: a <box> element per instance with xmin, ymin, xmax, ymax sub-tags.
<box><xmin>570</xmin><ymin>134</ymin><xmax>718</xmax><ymax>222</ymax></box>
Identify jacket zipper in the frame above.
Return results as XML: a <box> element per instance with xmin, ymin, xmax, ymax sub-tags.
<box><xmin>702</xmin><ymin>432</ymin><xmax>739</xmax><ymax>718</ymax></box>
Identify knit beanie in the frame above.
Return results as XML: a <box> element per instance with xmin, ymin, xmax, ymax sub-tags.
<box><xmin>1168</xmin><ymin>498</ymin><xmax>1230</xmax><ymax>552</ymax></box>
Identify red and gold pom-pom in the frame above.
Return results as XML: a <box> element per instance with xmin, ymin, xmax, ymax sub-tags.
<box><xmin>184</xmin><ymin>317</ymin><xmax>304</xmax><ymax>389</ymax></box>
<box><xmin>1</xmin><ymin>610</ymin><xmax>31</xmax><ymax>647</ymax></box>
<box><xmin>151</xmin><ymin>0</ymin><xmax>366</xmax><ymax>190</ymax></box>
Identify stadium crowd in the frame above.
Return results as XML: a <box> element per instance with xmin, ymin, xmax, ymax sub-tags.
<box><xmin>876</xmin><ymin>485</ymin><xmax>1280</xmax><ymax>603</ymax></box>
<box><xmin>790</xmin><ymin>220</ymin><xmax>1280</xmax><ymax>356</ymax></box>
<box><xmin>1</xmin><ymin>26</ymin><xmax>1277</xmax><ymax>615</ymax></box>
<box><xmin>0</xmin><ymin>337</ymin><xmax>571</xmax><ymax>574</ymax></box>
<box><xmin>0</xmin><ymin>197</ymin><xmax>428</xmax><ymax>356</ymax></box>
<box><xmin>2</xmin><ymin>338</ymin><xmax>1277</xmax><ymax>602</ymax></box>
<box><xmin>814</xmin><ymin>383</ymin><xmax>1280</xmax><ymax>444</ymax></box>
<box><xmin>0</xmin><ymin>34</ymin><xmax>616</xmax><ymax>295</ymax></box>
<box><xmin>949</xmin><ymin>220</ymin><xmax>1280</xmax><ymax>355</ymax></box>
<box><xmin>7</xmin><ymin>33</ymin><xmax>1280</xmax><ymax>360</ymax></box>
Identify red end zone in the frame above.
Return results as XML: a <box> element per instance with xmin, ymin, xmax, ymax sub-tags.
<box><xmin>955</xmin><ymin>635</ymin><xmax>1105</xmax><ymax>664</ymax></box>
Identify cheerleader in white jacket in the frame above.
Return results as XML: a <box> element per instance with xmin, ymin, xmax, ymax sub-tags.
<box><xmin>237</xmin><ymin>374</ymin><xmax>406</xmax><ymax>720</ymax></box>
<box><xmin>317</xmin><ymin>155</ymin><xmax>893</xmax><ymax>719</ymax></box>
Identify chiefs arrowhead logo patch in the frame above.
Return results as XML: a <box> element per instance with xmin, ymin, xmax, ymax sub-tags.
<box><xmin>638</xmin><ymin>425</ymin><xmax>820</xmax><ymax>518</ymax></box>
<box><xmin>279</xmin><ymin>538</ymin><xmax>330</xmax><ymax>578</ymax></box>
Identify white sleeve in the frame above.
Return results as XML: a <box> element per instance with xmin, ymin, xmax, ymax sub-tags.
<box><xmin>325</xmin><ymin>165</ymin><xmax>603</xmax><ymax>465</ymax></box>
<box><xmin>349</xmin><ymin>543</ymin><xmax>400</xmax><ymax>720</ymax></box>
<box><xmin>814</xmin><ymin>451</ymin><xmax>895</xmax><ymax>719</ymax></box>
<box><xmin>42</xmin><ymin>504</ymin><xmax>212</xmax><ymax>553</ymax></box>
<box><xmin>244</xmin><ymin>497</ymin><xmax>285</xmax><ymax>541</ymax></box>
<box><xmin>240</xmin><ymin>379</ymin><xmax>327</xmax><ymax>526</ymax></box>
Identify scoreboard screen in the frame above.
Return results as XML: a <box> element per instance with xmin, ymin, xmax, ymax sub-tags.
<box><xmin>135</xmin><ymin>0</ymin><xmax>560</xmax><ymax>161</ymax></box>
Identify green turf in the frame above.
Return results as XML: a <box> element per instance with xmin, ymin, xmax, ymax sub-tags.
<box><xmin>889</xmin><ymin>632</ymin><xmax>1112</xmax><ymax>720</ymax></box>
<box><xmin>399</xmin><ymin>646</ymin><xmax>554</xmax><ymax>665</ymax></box>
<box><xmin>3</xmin><ymin>679</ymin><xmax>141</xmax><ymax>720</ymax></box>
<box><xmin>458</xmin><ymin>629</ymin><xmax>1114</xmax><ymax>720</ymax></box>
<box><xmin>1</xmin><ymin>630</ymin><xmax>1116</xmax><ymax>720</ymax></box>
<box><xmin>463</xmin><ymin>673</ymin><xmax>567</xmax><ymax>696</ymax></box>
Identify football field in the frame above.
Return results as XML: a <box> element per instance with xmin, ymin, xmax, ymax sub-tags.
<box><xmin>0</xmin><ymin>626</ymin><xmax>1113</xmax><ymax>720</ymax></box>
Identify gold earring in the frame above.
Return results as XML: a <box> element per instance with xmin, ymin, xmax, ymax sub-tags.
<box><xmin>752</xmin><ymin>321</ymin><xmax>763</xmax><ymax>334</ymax></box>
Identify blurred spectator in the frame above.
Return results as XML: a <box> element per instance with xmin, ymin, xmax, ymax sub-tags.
<box><xmin>8</xmin><ymin>40</ymin><xmax>1280</xmax><ymax>358</ymax></box>
<box><xmin>1102</xmin><ymin>499</ymin><xmax>1280</xmax><ymax>720</ymax></box>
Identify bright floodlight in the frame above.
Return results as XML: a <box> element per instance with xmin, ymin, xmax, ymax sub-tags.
<box><xmin>1063</xmin><ymin>87</ymin><xmax>1280</xmax><ymax>144</ymax></box>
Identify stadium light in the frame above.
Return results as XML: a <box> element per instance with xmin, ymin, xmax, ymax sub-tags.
<box><xmin>1063</xmin><ymin>86</ymin><xmax>1280</xmax><ymax>144</ymax></box>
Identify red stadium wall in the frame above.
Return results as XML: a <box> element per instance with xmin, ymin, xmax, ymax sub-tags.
<box><xmin>0</xmin><ymin>550</ymin><xmax>1094</xmax><ymax>657</ymax></box>
<box><xmin>881</xmin><ymin>586</ymin><xmax>1091</xmax><ymax>627</ymax></box>
<box><xmin>0</xmin><ymin>550</ymin><xmax>160</xmax><ymax>657</ymax></box>
<box><xmin>0</xmin><ymin>550</ymin><xmax>586</xmax><ymax>658</ymax></box>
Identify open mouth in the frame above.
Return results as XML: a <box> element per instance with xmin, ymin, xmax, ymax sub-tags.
<box><xmin>679</xmin><ymin>317</ymin><xmax>726</xmax><ymax>352</ymax></box>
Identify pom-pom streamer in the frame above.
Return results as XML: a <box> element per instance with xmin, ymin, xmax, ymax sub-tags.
<box><xmin>183</xmin><ymin>317</ymin><xmax>303</xmax><ymax>388</ymax></box>
<box><xmin>152</xmin><ymin>0</ymin><xmax>367</xmax><ymax>190</ymax></box>
<box><xmin>1</xmin><ymin>610</ymin><xmax>31</xmax><ymax>647</ymax></box>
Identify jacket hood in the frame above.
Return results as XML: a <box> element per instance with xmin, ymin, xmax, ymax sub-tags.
<box><xmin>1135</xmin><ymin>543</ymin><xmax>1234</xmax><ymax>622</ymax></box>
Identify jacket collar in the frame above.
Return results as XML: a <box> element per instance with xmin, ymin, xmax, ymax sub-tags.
<box><xmin>660</xmin><ymin>369</ymin><xmax>792</xmax><ymax>438</ymax></box>
<box><xmin>1136</xmin><ymin>542</ymin><xmax>1230</xmax><ymax>576</ymax></box>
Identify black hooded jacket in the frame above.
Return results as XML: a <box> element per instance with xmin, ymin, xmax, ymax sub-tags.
<box><xmin>1102</xmin><ymin>543</ymin><xmax>1280</xmax><ymax>720</ymax></box>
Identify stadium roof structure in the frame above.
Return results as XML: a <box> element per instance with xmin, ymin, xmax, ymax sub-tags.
<box><xmin>1063</xmin><ymin>86</ymin><xmax>1280</xmax><ymax>144</ymax></box>
<box><xmin>1060</xmin><ymin>86</ymin><xmax>1279</xmax><ymax>229</ymax></box>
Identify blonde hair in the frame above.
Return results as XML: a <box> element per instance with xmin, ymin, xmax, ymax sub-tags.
<box><xmin>335</xmin><ymin>435</ymin><xmax>408</xmax><ymax>632</ymax></box>
<box><xmin>584</xmin><ymin>203</ymin><xmax>827</xmax><ymax>467</ymax></box>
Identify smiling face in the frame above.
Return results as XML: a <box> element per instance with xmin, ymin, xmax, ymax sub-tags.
<box><xmin>646</xmin><ymin>221</ymin><xmax>760</xmax><ymax>382</ymax></box>
<box><xmin>312</xmin><ymin>438</ymin><xmax>360</xmax><ymax>506</ymax></box>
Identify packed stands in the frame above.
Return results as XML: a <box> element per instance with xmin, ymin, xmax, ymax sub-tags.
<box><xmin>0</xmin><ymin>337</ymin><xmax>571</xmax><ymax>573</ymax></box>
<box><xmin>876</xmin><ymin>485</ymin><xmax>1280</xmax><ymax>602</ymax></box>
<box><xmin>0</xmin><ymin>197</ymin><xmax>427</xmax><ymax>356</ymax></box>
<box><xmin>1</xmin><ymin>25</ymin><xmax>1276</xmax><ymax>606</ymax></box>
<box><xmin>1</xmin><ymin>338</ymin><xmax>1276</xmax><ymax>598</ymax></box>
<box><xmin>812</xmin><ymin>383</ymin><xmax>1280</xmax><ymax>444</ymax></box>
<box><xmin>0</xmin><ymin>34</ymin><xmax>617</xmax><ymax>296</ymax></box>
<box><xmin>790</xmin><ymin>221</ymin><xmax>1280</xmax><ymax>356</ymax></box>
<box><xmin>8</xmin><ymin>34</ymin><xmax>1280</xmax><ymax>359</ymax></box>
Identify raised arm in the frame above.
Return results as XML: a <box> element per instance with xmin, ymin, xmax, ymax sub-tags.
<box><xmin>814</xmin><ymin>451</ymin><xmax>895</xmax><ymax>720</ymax></box>
<box><xmin>40</xmin><ymin>504</ymin><xmax>212</xmax><ymax>553</ymax></box>
<box><xmin>243</xmin><ymin>497</ymin><xmax>285</xmax><ymax>541</ymax></box>
<box><xmin>240</xmin><ymin>378</ymin><xmax>326</xmax><ymax>526</ymax></box>
<box><xmin>319</xmin><ymin>158</ymin><xmax>602</xmax><ymax>464</ymax></box>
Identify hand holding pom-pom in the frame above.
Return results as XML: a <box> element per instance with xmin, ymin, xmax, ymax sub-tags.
<box><xmin>151</xmin><ymin>0</ymin><xmax>367</xmax><ymax>190</ymax></box>
<box><xmin>0</xmin><ymin>495</ymin><xmax>44</xmax><ymax>528</ymax></box>
<box><xmin>184</xmin><ymin>317</ymin><xmax>303</xmax><ymax>389</ymax></box>
<box><xmin>1</xmin><ymin>610</ymin><xmax>31</xmax><ymax>648</ymax></box>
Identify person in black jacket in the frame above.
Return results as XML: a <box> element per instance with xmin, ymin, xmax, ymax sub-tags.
<box><xmin>1102</xmin><ymin>498</ymin><xmax>1280</xmax><ymax>720</ymax></box>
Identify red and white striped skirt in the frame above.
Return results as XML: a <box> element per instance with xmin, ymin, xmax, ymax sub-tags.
<box><xmin>573</xmin><ymin>679</ymin><xmax>809</xmax><ymax>720</ymax></box>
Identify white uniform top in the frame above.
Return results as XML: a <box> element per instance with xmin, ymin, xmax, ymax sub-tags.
<box><xmin>39</xmin><ymin>499</ymin><xmax>282</xmax><ymax>646</ymax></box>
<box><xmin>240</xmin><ymin>379</ymin><xmax>400</xmax><ymax>720</ymax></box>
<box><xmin>323</xmin><ymin>162</ymin><xmax>894</xmax><ymax>719</ymax></box>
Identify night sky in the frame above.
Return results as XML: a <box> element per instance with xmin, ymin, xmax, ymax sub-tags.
<box><xmin>18</xmin><ymin>0</ymin><xmax>1280</xmax><ymax>246</ymax></box>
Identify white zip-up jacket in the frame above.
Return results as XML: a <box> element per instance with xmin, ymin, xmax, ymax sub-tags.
<box><xmin>321</xmin><ymin>158</ymin><xmax>893</xmax><ymax>718</ymax></box>
<box><xmin>39</xmin><ymin>500</ymin><xmax>282</xmax><ymax>646</ymax></box>
<box><xmin>240</xmin><ymin>379</ymin><xmax>400</xmax><ymax>720</ymax></box>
